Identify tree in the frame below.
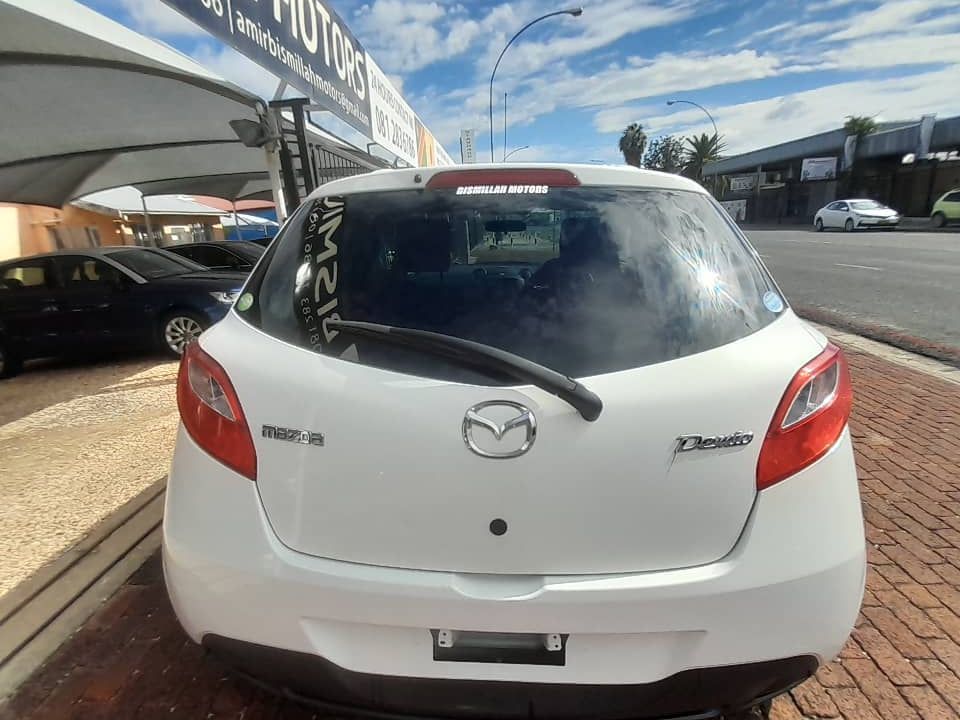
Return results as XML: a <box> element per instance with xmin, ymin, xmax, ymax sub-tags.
<box><xmin>683</xmin><ymin>133</ymin><xmax>726</xmax><ymax>182</ymax></box>
<box><xmin>842</xmin><ymin>115</ymin><xmax>878</xmax><ymax>197</ymax></box>
<box><xmin>618</xmin><ymin>123</ymin><xmax>647</xmax><ymax>167</ymax></box>
<box><xmin>843</xmin><ymin>115</ymin><xmax>877</xmax><ymax>139</ymax></box>
<box><xmin>643</xmin><ymin>135</ymin><xmax>685</xmax><ymax>173</ymax></box>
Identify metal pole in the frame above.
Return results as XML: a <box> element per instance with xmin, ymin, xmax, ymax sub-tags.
<box><xmin>261</xmin><ymin>107</ymin><xmax>288</xmax><ymax>221</ymax></box>
<box><xmin>489</xmin><ymin>8</ymin><xmax>583</xmax><ymax>162</ymax></box>
<box><xmin>291</xmin><ymin>99</ymin><xmax>315</xmax><ymax>196</ymax></box>
<box><xmin>503</xmin><ymin>92</ymin><xmax>508</xmax><ymax>162</ymax></box>
<box><xmin>666</xmin><ymin>99</ymin><xmax>718</xmax><ymax>138</ymax></box>
<box><xmin>140</xmin><ymin>194</ymin><xmax>154</xmax><ymax>247</ymax></box>
<box><xmin>265</xmin><ymin>145</ymin><xmax>288</xmax><ymax>222</ymax></box>
<box><xmin>232</xmin><ymin>201</ymin><xmax>240</xmax><ymax>241</ymax></box>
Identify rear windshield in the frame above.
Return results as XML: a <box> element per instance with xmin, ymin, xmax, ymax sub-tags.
<box><xmin>239</xmin><ymin>186</ymin><xmax>783</xmax><ymax>381</ymax></box>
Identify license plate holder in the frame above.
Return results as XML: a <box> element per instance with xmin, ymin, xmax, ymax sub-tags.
<box><xmin>431</xmin><ymin>629</ymin><xmax>568</xmax><ymax>666</ymax></box>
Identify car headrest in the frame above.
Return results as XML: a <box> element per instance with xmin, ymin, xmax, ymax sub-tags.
<box><xmin>394</xmin><ymin>218</ymin><xmax>452</xmax><ymax>273</ymax></box>
<box><xmin>559</xmin><ymin>217</ymin><xmax>613</xmax><ymax>262</ymax></box>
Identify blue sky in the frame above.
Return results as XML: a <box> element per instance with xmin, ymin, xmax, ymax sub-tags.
<box><xmin>80</xmin><ymin>0</ymin><xmax>960</xmax><ymax>163</ymax></box>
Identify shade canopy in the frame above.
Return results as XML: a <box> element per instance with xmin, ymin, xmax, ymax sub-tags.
<box><xmin>0</xmin><ymin>0</ymin><xmax>268</xmax><ymax>207</ymax></box>
<box><xmin>134</xmin><ymin>173</ymin><xmax>273</xmax><ymax>203</ymax></box>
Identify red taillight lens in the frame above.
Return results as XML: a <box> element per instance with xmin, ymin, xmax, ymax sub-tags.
<box><xmin>425</xmin><ymin>168</ymin><xmax>580</xmax><ymax>189</ymax></box>
<box><xmin>176</xmin><ymin>343</ymin><xmax>257</xmax><ymax>480</ymax></box>
<box><xmin>756</xmin><ymin>343</ymin><xmax>852</xmax><ymax>490</ymax></box>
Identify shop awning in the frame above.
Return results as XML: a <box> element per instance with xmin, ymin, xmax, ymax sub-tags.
<box><xmin>0</xmin><ymin>0</ymin><xmax>267</xmax><ymax>207</ymax></box>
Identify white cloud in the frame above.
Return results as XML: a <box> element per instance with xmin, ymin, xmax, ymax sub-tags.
<box><xmin>823</xmin><ymin>33</ymin><xmax>960</xmax><ymax>69</ymax></box>
<box><xmin>190</xmin><ymin>44</ymin><xmax>282</xmax><ymax>99</ymax></box>
<box><xmin>827</xmin><ymin>0</ymin><xmax>959</xmax><ymax>40</ymax></box>
<box><xmin>478</xmin><ymin>0</ymin><xmax>695</xmax><ymax>82</ymax></box>
<box><xmin>415</xmin><ymin>44</ymin><xmax>791</xmax><ymax>149</ymax></box>
<box><xmin>747</xmin><ymin>21</ymin><xmax>797</xmax><ymax>41</ymax></box>
<box><xmin>605</xmin><ymin>65</ymin><xmax>960</xmax><ymax>156</ymax></box>
<box><xmin>741</xmin><ymin>19</ymin><xmax>835</xmax><ymax>47</ymax></box>
<box><xmin>353</xmin><ymin>0</ymin><xmax>482</xmax><ymax>72</ymax></box>
<box><xmin>530</xmin><ymin>49</ymin><xmax>784</xmax><ymax>116</ymax></box>
<box><xmin>805</xmin><ymin>0</ymin><xmax>865</xmax><ymax>12</ymax></box>
<box><xmin>117</xmin><ymin>0</ymin><xmax>208</xmax><ymax>37</ymax></box>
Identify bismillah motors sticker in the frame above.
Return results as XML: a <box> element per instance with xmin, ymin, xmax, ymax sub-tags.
<box><xmin>293</xmin><ymin>196</ymin><xmax>358</xmax><ymax>360</ymax></box>
<box><xmin>455</xmin><ymin>184</ymin><xmax>549</xmax><ymax>195</ymax></box>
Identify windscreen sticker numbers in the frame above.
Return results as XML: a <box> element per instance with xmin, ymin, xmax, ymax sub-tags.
<box><xmin>294</xmin><ymin>196</ymin><xmax>357</xmax><ymax>360</ymax></box>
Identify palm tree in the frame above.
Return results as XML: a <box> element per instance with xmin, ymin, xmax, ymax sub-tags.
<box><xmin>843</xmin><ymin>115</ymin><xmax>877</xmax><ymax>139</ymax></box>
<box><xmin>619</xmin><ymin>123</ymin><xmax>647</xmax><ymax>167</ymax></box>
<box><xmin>842</xmin><ymin>115</ymin><xmax>877</xmax><ymax>197</ymax></box>
<box><xmin>683</xmin><ymin>133</ymin><xmax>726</xmax><ymax>181</ymax></box>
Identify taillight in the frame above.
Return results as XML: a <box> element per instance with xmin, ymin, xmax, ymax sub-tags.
<box><xmin>176</xmin><ymin>342</ymin><xmax>257</xmax><ymax>480</ymax></box>
<box><xmin>756</xmin><ymin>343</ymin><xmax>852</xmax><ymax>490</ymax></box>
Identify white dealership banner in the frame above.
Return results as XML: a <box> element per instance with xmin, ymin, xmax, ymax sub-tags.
<box><xmin>801</xmin><ymin>157</ymin><xmax>837</xmax><ymax>182</ymax></box>
<box><xmin>366</xmin><ymin>55</ymin><xmax>417</xmax><ymax>166</ymax></box>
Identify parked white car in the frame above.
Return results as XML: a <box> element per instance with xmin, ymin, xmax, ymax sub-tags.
<box><xmin>814</xmin><ymin>199</ymin><xmax>900</xmax><ymax>231</ymax></box>
<box><xmin>164</xmin><ymin>164</ymin><xmax>865</xmax><ymax>720</ymax></box>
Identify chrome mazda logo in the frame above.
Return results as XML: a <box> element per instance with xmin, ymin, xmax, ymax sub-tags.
<box><xmin>462</xmin><ymin>401</ymin><xmax>537</xmax><ymax>459</ymax></box>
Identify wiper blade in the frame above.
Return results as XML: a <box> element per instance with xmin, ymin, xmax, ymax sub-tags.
<box><xmin>326</xmin><ymin>320</ymin><xmax>603</xmax><ymax>422</ymax></box>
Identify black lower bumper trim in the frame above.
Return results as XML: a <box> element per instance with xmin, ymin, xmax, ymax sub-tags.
<box><xmin>203</xmin><ymin>635</ymin><xmax>817</xmax><ymax>719</ymax></box>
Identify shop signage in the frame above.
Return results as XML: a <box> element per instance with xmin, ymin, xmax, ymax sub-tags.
<box><xmin>721</xmin><ymin>199</ymin><xmax>747</xmax><ymax>221</ymax></box>
<box><xmin>729</xmin><ymin>175</ymin><xmax>756</xmax><ymax>192</ymax></box>
<box><xmin>161</xmin><ymin>0</ymin><xmax>452</xmax><ymax>167</ymax></box>
<box><xmin>800</xmin><ymin>157</ymin><xmax>837</xmax><ymax>182</ymax></box>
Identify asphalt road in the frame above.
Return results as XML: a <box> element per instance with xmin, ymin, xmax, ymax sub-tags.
<box><xmin>746</xmin><ymin>228</ymin><xmax>960</xmax><ymax>351</ymax></box>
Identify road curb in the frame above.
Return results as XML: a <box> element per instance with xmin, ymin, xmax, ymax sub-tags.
<box><xmin>0</xmin><ymin>478</ymin><xmax>166</xmax><ymax>700</ymax></box>
<box><xmin>795</xmin><ymin>306</ymin><xmax>960</xmax><ymax>370</ymax></box>
<box><xmin>739</xmin><ymin>223</ymin><xmax>959</xmax><ymax>233</ymax></box>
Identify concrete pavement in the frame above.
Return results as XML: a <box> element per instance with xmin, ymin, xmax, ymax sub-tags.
<box><xmin>746</xmin><ymin>229</ymin><xmax>960</xmax><ymax>358</ymax></box>
<box><xmin>3</xmin><ymin>334</ymin><xmax>960</xmax><ymax>720</ymax></box>
<box><xmin>0</xmin><ymin>356</ymin><xmax>178</xmax><ymax>597</ymax></box>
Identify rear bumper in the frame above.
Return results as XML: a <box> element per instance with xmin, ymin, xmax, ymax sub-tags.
<box><xmin>205</xmin><ymin>634</ymin><xmax>816</xmax><ymax>719</ymax></box>
<box><xmin>164</xmin><ymin>426</ymin><xmax>864</xmax><ymax>695</ymax></box>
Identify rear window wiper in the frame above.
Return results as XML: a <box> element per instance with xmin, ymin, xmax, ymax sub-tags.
<box><xmin>325</xmin><ymin>320</ymin><xmax>603</xmax><ymax>421</ymax></box>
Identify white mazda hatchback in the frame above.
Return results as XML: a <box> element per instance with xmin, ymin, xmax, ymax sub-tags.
<box><xmin>164</xmin><ymin>164</ymin><xmax>865</xmax><ymax>720</ymax></box>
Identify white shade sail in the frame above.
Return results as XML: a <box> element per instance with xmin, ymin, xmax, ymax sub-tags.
<box><xmin>0</xmin><ymin>0</ymin><xmax>267</xmax><ymax>207</ymax></box>
<box><xmin>133</xmin><ymin>173</ymin><xmax>273</xmax><ymax>203</ymax></box>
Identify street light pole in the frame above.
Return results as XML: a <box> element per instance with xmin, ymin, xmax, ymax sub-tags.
<box><xmin>489</xmin><ymin>7</ymin><xmax>583</xmax><ymax>162</ymax></box>
<box><xmin>504</xmin><ymin>92</ymin><xmax>508</xmax><ymax>162</ymax></box>
<box><xmin>665</xmin><ymin>99</ymin><xmax>718</xmax><ymax>138</ymax></box>
<box><xmin>504</xmin><ymin>145</ymin><xmax>531</xmax><ymax>161</ymax></box>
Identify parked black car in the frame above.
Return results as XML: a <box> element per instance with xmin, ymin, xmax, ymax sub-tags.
<box><xmin>0</xmin><ymin>247</ymin><xmax>246</xmax><ymax>378</ymax></box>
<box><xmin>165</xmin><ymin>240</ymin><xmax>265</xmax><ymax>272</ymax></box>
<box><xmin>246</xmin><ymin>236</ymin><xmax>275</xmax><ymax>248</ymax></box>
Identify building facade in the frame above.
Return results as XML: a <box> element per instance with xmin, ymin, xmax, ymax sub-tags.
<box><xmin>704</xmin><ymin>115</ymin><xmax>960</xmax><ymax>223</ymax></box>
<box><xmin>0</xmin><ymin>203</ymin><xmax>126</xmax><ymax>261</ymax></box>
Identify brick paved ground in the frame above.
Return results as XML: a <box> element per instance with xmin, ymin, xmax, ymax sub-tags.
<box><xmin>2</xmin><ymin>342</ymin><xmax>960</xmax><ymax>720</ymax></box>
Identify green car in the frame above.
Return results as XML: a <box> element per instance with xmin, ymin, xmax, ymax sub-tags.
<box><xmin>931</xmin><ymin>189</ymin><xmax>960</xmax><ymax>227</ymax></box>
